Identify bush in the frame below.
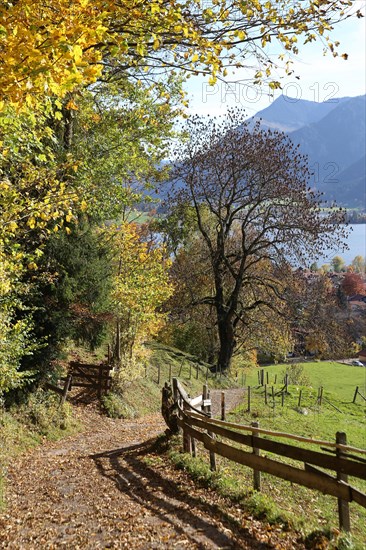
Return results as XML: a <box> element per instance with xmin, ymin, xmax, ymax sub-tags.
<box><xmin>282</xmin><ymin>363</ymin><xmax>310</xmax><ymax>386</ymax></box>
<box><xmin>17</xmin><ymin>389</ymin><xmax>72</xmax><ymax>435</ymax></box>
<box><xmin>101</xmin><ymin>392</ymin><xmax>137</xmax><ymax>419</ymax></box>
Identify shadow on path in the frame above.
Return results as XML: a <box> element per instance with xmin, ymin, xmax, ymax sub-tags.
<box><xmin>90</xmin><ymin>438</ymin><xmax>274</xmax><ymax>549</ymax></box>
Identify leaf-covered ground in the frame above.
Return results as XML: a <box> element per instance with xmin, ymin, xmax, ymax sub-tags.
<box><xmin>0</xmin><ymin>394</ymin><xmax>305</xmax><ymax>549</ymax></box>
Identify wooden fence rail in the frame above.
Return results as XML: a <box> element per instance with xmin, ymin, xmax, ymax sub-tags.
<box><xmin>45</xmin><ymin>374</ymin><xmax>72</xmax><ymax>405</ymax></box>
<box><xmin>162</xmin><ymin>377</ymin><xmax>366</xmax><ymax>533</ymax></box>
<box><xmin>69</xmin><ymin>361</ymin><xmax>112</xmax><ymax>398</ymax></box>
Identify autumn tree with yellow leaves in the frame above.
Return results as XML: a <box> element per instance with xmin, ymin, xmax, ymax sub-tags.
<box><xmin>0</xmin><ymin>0</ymin><xmax>361</xmax><ymax>110</ymax></box>
<box><xmin>108</xmin><ymin>222</ymin><xmax>173</xmax><ymax>381</ymax></box>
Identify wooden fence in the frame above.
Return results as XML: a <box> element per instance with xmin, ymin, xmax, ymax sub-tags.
<box><xmin>162</xmin><ymin>377</ymin><xmax>366</xmax><ymax>533</ymax></box>
<box><xmin>45</xmin><ymin>359</ymin><xmax>113</xmax><ymax>402</ymax></box>
<box><xmin>45</xmin><ymin>374</ymin><xmax>72</xmax><ymax>405</ymax></box>
<box><xmin>68</xmin><ymin>361</ymin><xmax>112</xmax><ymax>398</ymax></box>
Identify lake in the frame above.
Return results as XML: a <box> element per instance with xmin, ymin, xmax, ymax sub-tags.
<box><xmin>313</xmin><ymin>224</ymin><xmax>366</xmax><ymax>267</ymax></box>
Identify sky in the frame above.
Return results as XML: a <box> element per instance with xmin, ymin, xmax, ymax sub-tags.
<box><xmin>183</xmin><ymin>6</ymin><xmax>366</xmax><ymax>118</ymax></box>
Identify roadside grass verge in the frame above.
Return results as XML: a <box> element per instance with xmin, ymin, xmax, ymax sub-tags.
<box><xmin>163</xmin><ymin>364</ymin><xmax>366</xmax><ymax>549</ymax></box>
<box><xmin>163</xmin><ymin>432</ymin><xmax>363</xmax><ymax>549</ymax></box>
<box><xmin>224</xmin><ymin>383</ymin><xmax>366</xmax><ymax>547</ymax></box>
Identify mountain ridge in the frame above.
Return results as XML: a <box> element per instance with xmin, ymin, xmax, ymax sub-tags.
<box><xmin>249</xmin><ymin>94</ymin><xmax>366</xmax><ymax>206</ymax></box>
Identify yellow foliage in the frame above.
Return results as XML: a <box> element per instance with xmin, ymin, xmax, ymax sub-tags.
<box><xmin>0</xmin><ymin>0</ymin><xmax>351</xmax><ymax>109</ymax></box>
<box><xmin>108</xmin><ymin>222</ymin><xmax>173</xmax><ymax>363</ymax></box>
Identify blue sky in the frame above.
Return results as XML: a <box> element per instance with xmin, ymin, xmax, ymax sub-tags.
<box><xmin>183</xmin><ymin>7</ymin><xmax>366</xmax><ymax>118</ymax></box>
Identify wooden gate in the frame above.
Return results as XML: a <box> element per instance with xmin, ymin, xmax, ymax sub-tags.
<box><xmin>69</xmin><ymin>361</ymin><xmax>113</xmax><ymax>398</ymax></box>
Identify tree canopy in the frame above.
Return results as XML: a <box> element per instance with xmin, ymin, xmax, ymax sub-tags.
<box><xmin>0</xmin><ymin>0</ymin><xmax>361</xmax><ymax>109</ymax></box>
<box><xmin>168</xmin><ymin>111</ymin><xmax>347</xmax><ymax>371</ymax></box>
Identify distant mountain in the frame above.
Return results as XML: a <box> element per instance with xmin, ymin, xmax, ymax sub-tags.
<box><xmin>249</xmin><ymin>94</ymin><xmax>349</xmax><ymax>132</ymax></box>
<box><xmin>249</xmin><ymin>94</ymin><xmax>366</xmax><ymax>206</ymax></box>
<box><xmin>330</xmin><ymin>155</ymin><xmax>366</xmax><ymax>207</ymax></box>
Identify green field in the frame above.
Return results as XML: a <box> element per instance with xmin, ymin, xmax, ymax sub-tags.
<box><xmin>167</xmin><ymin>360</ymin><xmax>366</xmax><ymax>548</ymax></box>
<box><xmin>218</xmin><ymin>361</ymin><xmax>366</xmax><ymax>546</ymax></box>
<box><xmin>244</xmin><ymin>361</ymin><xmax>366</xmax><ymax>401</ymax></box>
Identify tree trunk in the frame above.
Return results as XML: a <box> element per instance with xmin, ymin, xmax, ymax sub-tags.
<box><xmin>217</xmin><ymin>315</ymin><xmax>235</xmax><ymax>372</ymax></box>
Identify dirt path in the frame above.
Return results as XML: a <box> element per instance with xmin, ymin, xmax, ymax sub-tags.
<box><xmin>0</xmin><ymin>395</ymin><xmax>303</xmax><ymax>549</ymax></box>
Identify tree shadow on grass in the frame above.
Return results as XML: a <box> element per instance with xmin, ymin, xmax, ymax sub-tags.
<box><xmin>90</xmin><ymin>438</ymin><xmax>275</xmax><ymax>549</ymax></box>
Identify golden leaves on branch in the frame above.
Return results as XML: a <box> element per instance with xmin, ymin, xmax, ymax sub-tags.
<box><xmin>107</xmin><ymin>221</ymin><xmax>173</xmax><ymax>363</ymax></box>
<box><xmin>0</xmin><ymin>0</ymin><xmax>356</xmax><ymax>110</ymax></box>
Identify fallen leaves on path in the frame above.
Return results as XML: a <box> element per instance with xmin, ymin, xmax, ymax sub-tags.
<box><xmin>0</xmin><ymin>403</ymin><xmax>305</xmax><ymax>549</ymax></box>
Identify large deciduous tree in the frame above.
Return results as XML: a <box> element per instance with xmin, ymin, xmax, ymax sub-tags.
<box><xmin>169</xmin><ymin>111</ymin><xmax>347</xmax><ymax>372</ymax></box>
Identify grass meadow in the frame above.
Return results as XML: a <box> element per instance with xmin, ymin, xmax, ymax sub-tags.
<box><xmin>173</xmin><ymin>360</ymin><xmax>366</xmax><ymax>547</ymax></box>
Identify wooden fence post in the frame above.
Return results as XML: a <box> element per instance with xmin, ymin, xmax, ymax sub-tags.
<box><xmin>266</xmin><ymin>371</ymin><xmax>269</xmax><ymax>384</ymax></box>
<box><xmin>318</xmin><ymin>386</ymin><xmax>323</xmax><ymax>406</ymax></box>
<box><xmin>203</xmin><ymin>384</ymin><xmax>216</xmax><ymax>471</ymax></box>
<box><xmin>274</xmin><ymin>374</ymin><xmax>277</xmax><ymax>384</ymax></box>
<box><xmin>264</xmin><ymin>384</ymin><xmax>268</xmax><ymax>405</ymax></box>
<box><xmin>298</xmin><ymin>389</ymin><xmax>302</xmax><ymax>408</ymax></box>
<box><xmin>353</xmin><ymin>386</ymin><xmax>358</xmax><ymax>403</ymax></box>
<box><xmin>98</xmin><ymin>365</ymin><xmax>103</xmax><ymax>399</ymax></box>
<box><xmin>221</xmin><ymin>391</ymin><xmax>226</xmax><ymax>421</ymax></box>
<box><xmin>61</xmin><ymin>375</ymin><xmax>72</xmax><ymax>405</ymax></box>
<box><xmin>105</xmin><ymin>366</ymin><xmax>111</xmax><ymax>393</ymax></box>
<box><xmin>251</xmin><ymin>421</ymin><xmax>261</xmax><ymax>491</ymax></box>
<box><xmin>336</xmin><ymin>432</ymin><xmax>350</xmax><ymax>532</ymax></box>
<box><xmin>183</xmin><ymin>401</ymin><xmax>192</xmax><ymax>454</ymax></box>
<box><xmin>191</xmin><ymin>436</ymin><xmax>197</xmax><ymax>458</ymax></box>
<box><xmin>202</xmin><ymin>383</ymin><xmax>208</xmax><ymax>412</ymax></box>
<box><xmin>172</xmin><ymin>377</ymin><xmax>178</xmax><ymax>405</ymax></box>
<box><xmin>207</xmin><ymin>392</ymin><xmax>217</xmax><ymax>472</ymax></box>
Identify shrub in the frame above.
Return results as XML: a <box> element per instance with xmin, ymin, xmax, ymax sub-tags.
<box><xmin>17</xmin><ymin>389</ymin><xmax>72</xmax><ymax>435</ymax></box>
<box><xmin>282</xmin><ymin>363</ymin><xmax>310</xmax><ymax>386</ymax></box>
<box><xmin>101</xmin><ymin>392</ymin><xmax>136</xmax><ymax>419</ymax></box>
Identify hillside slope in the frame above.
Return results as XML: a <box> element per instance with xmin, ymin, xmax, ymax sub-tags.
<box><xmin>248</xmin><ymin>94</ymin><xmax>365</xmax><ymax>206</ymax></box>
